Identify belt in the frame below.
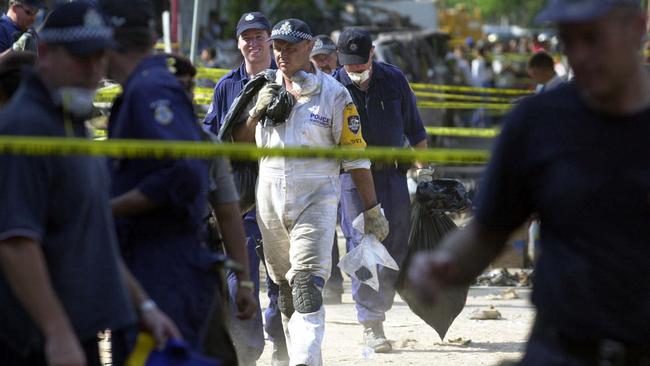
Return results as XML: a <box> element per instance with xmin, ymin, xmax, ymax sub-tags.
<box><xmin>371</xmin><ymin>161</ymin><xmax>410</xmax><ymax>173</ymax></box>
<box><xmin>531</xmin><ymin>320</ymin><xmax>650</xmax><ymax>366</ymax></box>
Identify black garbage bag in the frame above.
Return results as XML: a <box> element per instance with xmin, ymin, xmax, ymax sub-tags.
<box><xmin>396</xmin><ymin>180</ymin><xmax>470</xmax><ymax>341</ymax></box>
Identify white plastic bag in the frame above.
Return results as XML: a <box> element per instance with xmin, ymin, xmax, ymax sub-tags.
<box><xmin>338</xmin><ymin>212</ymin><xmax>399</xmax><ymax>291</ymax></box>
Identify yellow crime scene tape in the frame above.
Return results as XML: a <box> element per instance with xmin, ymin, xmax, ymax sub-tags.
<box><xmin>414</xmin><ymin>91</ymin><xmax>513</xmax><ymax>103</ymax></box>
<box><xmin>411</xmin><ymin>82</ymin><xmax>532</xmax><ymax>96</ymax></box>
<box><xmin>417</xmin><ymin>101</ymin><xmax>512</xmax><ymax>110</ymax></box>
<box><xmin>0</xmin><ymin>136</ymin><xmax>490</xmax><ymax>165</ymax></box>
<box><xmin>94</xmin><ymin>88</ymin><xmax>513</xmax><ymax>110</ymax></box>
<box><xmin>425</xmin><ymin>126</ymin><xmax>500</xmax><ymax>138</ymax></box>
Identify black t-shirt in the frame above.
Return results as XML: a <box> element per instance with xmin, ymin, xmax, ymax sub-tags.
<box><xmin>0</xmin><ymin>73</ymin><xmax>135</xmax><ymax>354</ymax></box>
<box><xmin>475</xmin><ymin>82</ymin><xmax>650</xmax><ymax>343</ymax></box>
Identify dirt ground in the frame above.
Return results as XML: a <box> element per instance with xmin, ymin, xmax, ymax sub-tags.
<box><xmin>256</xmin><ymin>282</ymin><xmax>535</xmax><ymax>366</ymax></box>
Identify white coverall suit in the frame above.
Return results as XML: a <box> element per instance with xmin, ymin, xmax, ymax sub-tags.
<box><xmin>256</xmin><ymin>68</ymin><xmax>369</xmax><ymax>366</ymax></box>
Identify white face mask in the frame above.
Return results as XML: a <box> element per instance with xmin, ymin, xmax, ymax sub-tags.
<box><xmin>59</xmin><ymin>87</ymin><xmax>96</xmax><ymax>119</ymax></box>
<box><xmin>348</xmin><ymin>68</ymin><xmax>371</xmax><ymax>85</ymax></box>
<box><xmin>290</xmin><ymin>70</ymin><xmax>319</xmax><ymax>96</ymax></box>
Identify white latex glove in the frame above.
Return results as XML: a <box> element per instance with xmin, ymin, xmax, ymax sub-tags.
<box><xmin>249</xmin><ymin>83</ymin><xmax>281</xmax><ymax>119</ymax></box>
<box><xmin>363</xmin><ymin>204</ymin><xmax>389</xmax><ymax>242</ymax></box>
<box><xmin>415</xmin><ymin>167</ymin><xmax>434</xmax><ymax>184</ymax></box>
<box><xmin>12</xmin><ymin>31</ymin><xmax>35</xmax><ymax>52</ymax></box>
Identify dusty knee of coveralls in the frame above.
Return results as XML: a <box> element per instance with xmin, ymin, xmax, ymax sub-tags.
<box><xmin>292</xmin><ymin>272</ymin><xmax>325</xmax><ymax>314</ymax></box>
<box><xmin>277</xmin><ymin>273</ymin><xmax>326</xmax><ymax>317</ymax></box>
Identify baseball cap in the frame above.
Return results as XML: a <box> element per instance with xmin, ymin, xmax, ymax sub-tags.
<box><xmin>337</xmin><ymin>28</ymin><xmax>372</xmax><ymax>65</ymax></box>
<box><xmin>38</xmin><ymin>1</ymin><xmax>114</xmax><ymax>57</ymax></box>
<box><xmin>13</xmin><ymin>0</ymin><xmax>47</xmax><ymax>9</ymax></box>
<box><xmin>535</xmin><ymin>0</ymin><xmax>641</xmax><ymax>23</ymax></box>
<box><xmin>100</xmin><ymin>0</ymin><xmax>155</xmax><ymax>50</ymax></box>
<box><xmin>310</xmin><ymin>35</ymin><xmax>337</xmax><ymax>57</ymax></box>
<box><xmin>269</xmin><ymin>19</ymin><xmax>313</xmax><ymax>44</ymax></box>
<box><xmin>236</xmin><ymin>12</ymin><xmax>271</xmax><ymax>37</ymax></box>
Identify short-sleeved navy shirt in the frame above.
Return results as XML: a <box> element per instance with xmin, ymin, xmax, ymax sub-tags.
<box><xmin>203</xmin><ymin>62</ymin><xmax>249</xmax><ymax>135</ymax></box>
<box><xmin>0</xmin><ymin>14</ymin><xmax>20</xmax><ymax>53</ymax></box>
<box><xmin>475</xmin><ymin>82</ymin><xmax>650</xmax><ymax>342</ymax></box>
<box><xmin>334</xmin><ymin>61</ymin><xmax>427</xmax><ymax>148</ymax></box>
<box><xmin>202</xmin><ymin>61</ymin><xmax>276</xmax><ymax>222</ymax></box>
<box><xmin>0</xmin><ymin>72</ymin><xmax>135</xmax><ymax>353</ymax></box>
<box><xmin>108</xmin><ymin>55</ymin><xmax>208</xmax><ymax>238</ymax></box>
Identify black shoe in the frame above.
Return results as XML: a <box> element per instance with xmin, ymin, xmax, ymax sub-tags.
<box><xmin>363</xmin><ymin>322</ymin><xmax>392</xmax><ymax>353</ymax></box>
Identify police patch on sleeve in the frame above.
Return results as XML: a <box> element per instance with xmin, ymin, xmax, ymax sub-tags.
<box><xmin>150</xmin><ymin>100</ymin><xmax>174</xmax><ymax>125</ymax></box>
<box><xmin>340</xmin><ymin>103</ymin><xmax>366</xmax><ymax>149</ymax></box>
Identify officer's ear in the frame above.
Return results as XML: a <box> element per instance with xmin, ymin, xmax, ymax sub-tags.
<box><xmin>368</xmin><ymin>46</ymin><xmax>375</xmax><ymax>64</ymax></box>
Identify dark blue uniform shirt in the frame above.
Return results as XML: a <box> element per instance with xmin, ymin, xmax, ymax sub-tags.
<box><xmin>108</xmin><ymin>55</ymin><xmax>208</xmax><ymax>239</ymax></box>
<box><xmin>0</xmin><ymin>14</ymin><xmax>20</xmax><ymax>52</ymax></box>
<box><xmin>475</xmin><ymin>83</ymin><xmax>650</xmax><ymax>343</ymax></box>
<box><xmin>334</xmin><ymin>61</ymin><xmax>427</xmax><ymax>147</ymax></box>
<box><xmin>203</xmin><ymin>61</ymin><xmax>276</xmax><ymax>221</ymax></box>
<box><xmin>203</xmin><ymin>60</ymin><xmax>277</xmax><ymax>134</ymax></box>
<box><xmin>0</xmin><ymin>71</ymin><xmax>135</xmax><ymax>354</ymax></box>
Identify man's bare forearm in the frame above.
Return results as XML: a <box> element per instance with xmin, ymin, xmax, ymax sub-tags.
<box><xmin>232</xmin><ymin>117</ymin><xmax>258</xmax><ymax>143</ymax></box>
<box><xmin>439</xmin><ymin>222</ymin><xmax>510</xmax><ymax>285</ymax></box>
<box><xmin>214</xmin><ymin>202</ymin><xmax>250</xmax><ymax>281</ymax></box>
<box><xmin>0</xmin><ymin>237</ymin><xmax>75</xmax><ymax>338</ymax></box>
<box><xmin>348</xmin><ymin>168</ymin><xmax>378</xmax><ymax>210</ymax></box>
<box><xmin>111</xmin><ymin>189</ymin><xmax>159</xmax><ymax>218</ymax></box>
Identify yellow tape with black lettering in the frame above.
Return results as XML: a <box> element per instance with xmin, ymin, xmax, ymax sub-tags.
<box><xmin>0</xmin><ymin>136</ymin><xmax>490</xmax><ymax>165</ymax></box>
<box><xmin>411</xmin><ymin>83</ymin><xmax>532</xmax><ymax>96</ymax></box>
<box><xmin>426</xmin><ymin>126</ymin><xmax>500</xmax><ymax>138</ymax></box>
<box><xmin>414</xmin><ymin>91</ymin><xmax>514</xmax><ymax>103</ymax></box>
<box><xmin>417</xmin><ymin>101</ymin><xmax>513</xmax><ymax>110</ymax></box>
<box><xmin>196</xmin><ymin>67</ymin><xmax>229</xmax><ymax>80</ymax></box>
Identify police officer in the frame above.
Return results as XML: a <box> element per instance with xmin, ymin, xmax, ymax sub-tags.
<box><xmin>100</xmin><ymin>0</ymin><xmax>255</xmax><ymax>349</ymax></box>
<box><xmin>203</xmin><ymin>11</ymin><xmax>288</xmax><ymax>366</ymax></box>
<box><xmin>333</xmin><ymin>28</ymin><xmax>429</xmax><ymax>353</ymax></box>
<box><xmin>310</xmin><ymin>34</ymin><xmax>338</xmax><ymax>75</ymax></box>
<box><xmin>235</xmin><ymin>18</ymin><xmax>389</xmax><ymax>366</ymax></box>
<box><xmin>409</xmin><ymin>1</ymin><xmax>650</xmax><ymax>365</ymax></box>
<box><xmin>309</xmin><ymin>34</ymin><xmax>345</xmax><ymax>305</ymax></box>
<box><xmin>0</xmin><ymin>0</ymin><xmax>44</xmax><ymax>56</ymax></box>
<box><xmin>0</xmin><ymin>2</ymin><xmax>179</xmax><ymax>365</ymax></box>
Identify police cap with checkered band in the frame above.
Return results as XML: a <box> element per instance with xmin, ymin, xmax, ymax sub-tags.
<box><xmin>38</xmin><ymin>1</ymin><xmax>113</xmax><ymax>57</ymax></box>
<box><xmin>269</xmin><ymin>18</ymin><xmax>313</xmax><ymax>44</ymax></box>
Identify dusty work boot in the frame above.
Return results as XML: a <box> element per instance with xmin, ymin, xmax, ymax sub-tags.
<box><xmin>363</xmin><ymin>322</ymin><xmax>392</xmax><ymax>353</ymax></box>
<box><xmin>271</xmin><ymin>341</ymin><xmax>289</xmax><ymax>366</ymax></box>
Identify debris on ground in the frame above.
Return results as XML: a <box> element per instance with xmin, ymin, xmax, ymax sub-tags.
<box><xmin>485</xmin><ymin>288</ymin><xmax>520</xmax><ymax>300</ymax></box>
<box><xmin>446</xmin><ymin>337</ymin><xmax>472</xmax><ymax>346</ymax></box>
<box><xmin>470</xmin><ymin>306</ymin><xmax>503</xmax><ymax>320</ymax></box>
<box><xmin>476</xmin><ymin>269</ymin><xmax>533</xmax><ymax>287</ymax></box>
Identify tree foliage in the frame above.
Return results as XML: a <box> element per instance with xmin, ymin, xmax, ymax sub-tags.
<box><xmin>440</xmin><ymin>0</ymin><xmax>546</xmax><ymax>25</ymax></box>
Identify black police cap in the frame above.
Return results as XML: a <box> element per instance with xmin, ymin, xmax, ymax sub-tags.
<box><xmin>337</xmin><ymin>28</ymin><xmax>372</xmax><ymax>65</ymax></box>
<box><xmin>311</xmin><ymin>35</ymin><xmax>336</xmax><ymax>57</ymax></box>
<box><xmin>38</xmin><ymin>1</ymin><xmax>113</xmax><ymax>57</ymax></box>
<box><xmin>269</xmin><ymin>19</ymin><xmax>313</xmax><ymax>44</ymax></box>
<box><xmin>236</xmin><ymin>12</ymin><xmax>271</xmax><ymax>37</ymax></box>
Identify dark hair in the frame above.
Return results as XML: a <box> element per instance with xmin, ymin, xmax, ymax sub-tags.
<box><xmin>203</xmin><ymin>47</ymin><xmax>216</xmax><ymax>59</ymax></box>
<box><xmin>528</xmin><ymin>52</ymin><xmax>554</xmax><ymax>70</ymax></box>
<box><xmin>0</xmin><ymin>51</ymin><xmax>36</xmax><ymax>101</ymax></box>
<box><xmin>164</xmin><ymin>53</ymin><xmax>196</xmax><ymax>77</ymax></box>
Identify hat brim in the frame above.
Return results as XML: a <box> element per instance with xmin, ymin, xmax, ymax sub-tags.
<box><xmin>310</xmin><ymin>48</ymin><xmax>336</xmax><ymax>57</ymax></box>
<box><xmin>535</xmin><ymin>3</ymin><xmax>614</xmax><ymax>24</ymax></box>
<box><xmin>338</xmin><ymin>52</ymin><xmax>369</xmax><ymax>66</ymax></box>
<box><xmin>269</xmin><ymin>34</ymin><xmax>308</xmax><ymax>44</ymax></box>
<box><xmin>62</xmin><ymin>38</ymin><xmax>115</xmax><ymax>57</ymax></box>
<box><xmin>237</xmin><ymin>23</ymin><xmax>271</xmax><ymax>36</ymax></box>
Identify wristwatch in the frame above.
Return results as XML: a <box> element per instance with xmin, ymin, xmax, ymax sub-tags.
<box><xmin>238</xmin><ymin>280</ymin><xmax>255</xmax><ymax>291</ymax></box>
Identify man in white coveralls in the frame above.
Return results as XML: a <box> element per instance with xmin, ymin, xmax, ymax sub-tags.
<box><xmin>233</xmin><ymin>17</ymin><xmax>390</xmax><ymax>366</ymax></box>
